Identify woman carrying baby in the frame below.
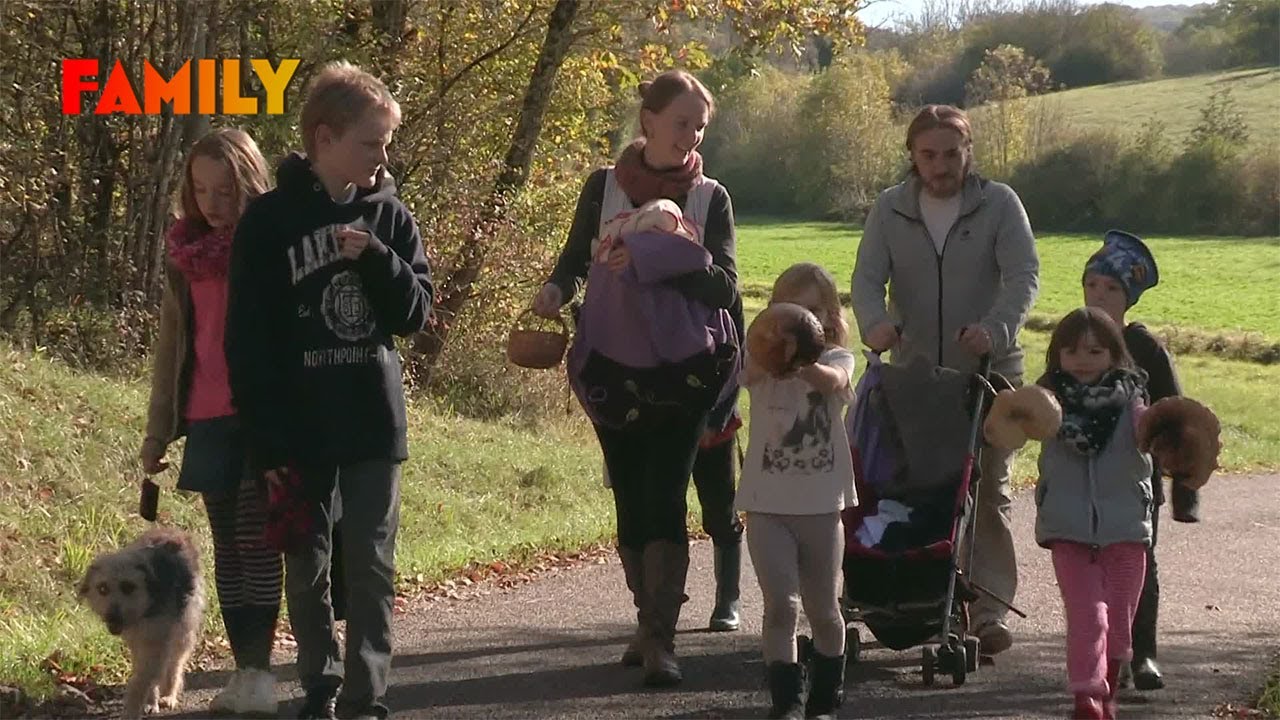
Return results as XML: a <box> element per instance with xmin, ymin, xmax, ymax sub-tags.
<box><xmin>531</xmin><ymin>69</ymin><xmax>741</xmax><ymax>688</ymax></box>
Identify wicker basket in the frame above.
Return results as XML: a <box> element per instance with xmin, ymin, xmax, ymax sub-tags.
<box><xmin>506</xmin><ymin>309</ymin><xmax>569</xmax><ymax>369</ymax></box>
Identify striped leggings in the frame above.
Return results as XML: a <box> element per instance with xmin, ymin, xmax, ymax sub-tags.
<box><xmin>1051</xmin><ymin>541</ymin><xmax>1147</xmax><ymax>696</ymax></box>
<box><xmin>203</xmin><ymin>472</ymin><xmax>282</xmax><ymax>608</ymax></box>
<box><xmin>203</xmin><ymin>472</ymin><xmax>282</xmax><ymax>670</ymax></box>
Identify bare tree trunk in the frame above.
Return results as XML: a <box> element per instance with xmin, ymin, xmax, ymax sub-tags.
<box><xmin>141</xmin><ymin>0</ymin><xmax>211</xmax><ymax>302</ymax></box>
<box><xmin>371</xmin><ymin>0</ymin><xmax>407</xmax><ymax>39</ymax></box>
<box><xmin>410</xmin><ymin>0</ymin><xmax>581</xmax><ymax>374</ymax></box>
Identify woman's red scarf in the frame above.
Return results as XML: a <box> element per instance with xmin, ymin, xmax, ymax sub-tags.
<box><xmin>166</xmin><ymin>217</ymin><xmax>234</xmax><ymax>281</ymax></box>
<box><xmin>613</xmin><ymin>138</ymin><xmax>704</xmax><ymax>205</ymax></box>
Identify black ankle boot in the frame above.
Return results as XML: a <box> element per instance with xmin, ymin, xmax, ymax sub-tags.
<box><xmin>297</xmin><ymin>687</ymin><xmax>337</xmax><ymax>719</ymax></box>
<box><xmin>1132</xmin><ymin>656</ymin><xmax>1165</xmax><ymax>690</ymax></box>
<box><xmin>767</xmin><ymin>662</ymin><xmax>807</xmax><ymax>719</ymax></box>
<box><xmin>709</xmin><ymin>542</ymin><xmax>741</xmax><ymax>631</ymax></box>
<box><xmin>804</xmin><ymin>651</ymin><xmax>845</xmax><ymax>719</ymax></box>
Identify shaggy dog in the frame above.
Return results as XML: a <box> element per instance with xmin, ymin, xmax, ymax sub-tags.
<box><xmin>78</xmin><ymin>527</ymin><xmax>204</xmax><ymax>718</ymax></box>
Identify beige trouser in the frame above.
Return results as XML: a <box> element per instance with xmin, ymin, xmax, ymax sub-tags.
<box><xmin>966</xmin><ymin>444</ymin><xmax>1018</xmax><ymax>627</ymax></box>
<box><xmin>746</xmin><ymin>511</ymin><xmax>846</xmax><ymax>663</ymax></box>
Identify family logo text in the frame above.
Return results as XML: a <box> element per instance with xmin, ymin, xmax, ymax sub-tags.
<box><xmin>62</xmin><ymin>58</ymin><xmax>301</xmax><ymax>115</ymax></box>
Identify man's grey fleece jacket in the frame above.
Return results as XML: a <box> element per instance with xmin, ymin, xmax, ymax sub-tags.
<box><xmin>851</xmin><ymin>173</ymin><xmax>1040</xmax><ymax>381</ymax></box>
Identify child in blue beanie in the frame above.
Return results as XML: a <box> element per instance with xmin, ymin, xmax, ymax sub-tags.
<box><xmin>1082</xmin><ymin>229</ymin><xmax>1200</xmax><ymax>693</ymax></box>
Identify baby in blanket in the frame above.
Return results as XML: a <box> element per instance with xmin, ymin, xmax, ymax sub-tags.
<box><xmin>569</xmin><ymin>199</ymin><xmax>737</xmax><ymax>428</ymax></box>
<box><xmin>597</xmin><ymin>199</ymin><xmax>701</xmax><ymax>259</ymax></box>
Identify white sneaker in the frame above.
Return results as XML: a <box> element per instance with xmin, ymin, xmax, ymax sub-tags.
<box><xmin>234</xmin><ymin>668</ymin><xmax>279</xmax><ymax>717</ymax></box>
<box><xmin>208</xmin><ymin>670</ymin><xmax>244</xmax><ymax>714</ymax></box>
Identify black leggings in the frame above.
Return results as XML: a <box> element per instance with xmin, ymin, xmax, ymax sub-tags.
<box><xmin>596</xmin><ymin>413</ymin><xmax>707</xmax><ymax>551</ymax></box>
<box><xmin>1132</xmin><ymin>502</ymin><xmax>1160</xmax><ymax>660</ymax></box>
<box><xmin>691</xmin><ymin>435</ymin><xmax>744</xmax><ymax>546</ymax></box>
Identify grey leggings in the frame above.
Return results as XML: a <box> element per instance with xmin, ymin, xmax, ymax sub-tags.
<box><xmin>746</xmin><ymin>511</ymin><xmax>846</xmax><ymax>662</ymax></box>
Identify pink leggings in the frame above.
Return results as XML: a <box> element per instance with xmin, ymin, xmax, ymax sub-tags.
<box><xmin>1051</xmin><ymin>541</ymin><xmax>1147</xmax><ymax>696</ymax></box>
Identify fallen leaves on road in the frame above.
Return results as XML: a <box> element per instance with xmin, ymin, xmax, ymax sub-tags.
<box><xmin>395</xmin><ymin>542</ymin><xmax>619</xmax><ymax>610</ymax></box>
<box><xmin>1212</xmin><ymin>702</ymin><xmax>1271</xmax><ymax>718</ymax></box>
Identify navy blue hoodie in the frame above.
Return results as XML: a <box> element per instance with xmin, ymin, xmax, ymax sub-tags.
<box><xmin>226</xmin><ymin>153</ymin><xmax>433</xmax><ymax>469</ymax></box>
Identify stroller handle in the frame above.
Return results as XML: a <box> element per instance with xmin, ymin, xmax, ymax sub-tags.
<box><xmin>976</xmin><ymin>353</ymin><xmax>992</xmax><ymax>379</ymax></box>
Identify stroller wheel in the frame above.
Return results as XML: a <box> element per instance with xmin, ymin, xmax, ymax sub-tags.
<box><xmin>846</xmin><ymin>627</ymin><xmax>862</xmax><ymax>664</ymax></box>
<box><xmin>921</xmin><ymin>646</ymin><xmax>937</xmax><ymax>686</ymax></box>
<box><xmin>964</xmin><ymin>636</ymin><xmax>980</xmax><ymax>673</ymax></box>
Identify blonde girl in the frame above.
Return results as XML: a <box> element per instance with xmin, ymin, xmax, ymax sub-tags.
<box><xmin>737</xmin><ymin>262</ymin><xmax>856</xmax><ymax>720</ymax></box>
<box><xmin>141</xmin><ymin>128</ymin><xmax>281</xmax><ymax>716</ymax></box>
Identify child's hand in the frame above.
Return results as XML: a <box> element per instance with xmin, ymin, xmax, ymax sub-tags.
<box><xmin>337</xmin><ymin>227</ymin><xmax>378</xmax><ymax>260</ymax></box>
<box><xmin>797</xmin><ymin>362</ymin><xmax>848</xmax><ymax>394</ymax></box>
<box><xmin>263</xmin><ymin>466</ymin><xmax>289</xmax><ymax>493</ymax></box>
<box><xmin>606</xmin><ymin>243</ymin><xmax>631</xmax><ymax>272</ymax></box>
<box><xmin>140</xmin><ymin>438</ymin><xmax>169</xmax><ymax>475</ymax></box>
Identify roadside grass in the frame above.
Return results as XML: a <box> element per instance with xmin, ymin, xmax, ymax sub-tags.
<box><xmin>0</xmin><ymin>341</ymin><xmax>610</xmax><ymax>699</ymax></box>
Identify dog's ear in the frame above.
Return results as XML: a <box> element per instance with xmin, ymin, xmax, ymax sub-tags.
<box><xmin>77</xmin><ymin>560</ymin><xmax>101</xmax><ymax>600</ymax></box>
<box><xmin>140</xmin><ymin>542</ymin><xmax>197</xmax><ymax>616</ymax></box>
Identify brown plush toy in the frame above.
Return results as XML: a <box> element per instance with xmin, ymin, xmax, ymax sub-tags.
<box><xmin>746</xmin><ymin>302</ymin><xmax>826</xmax><ymax>378</ymax></box>
<box><xmin>1137</xmin><ymin>396</ymin><xmax>1222</xmax><ymax>490</ymax></box>
<box><xmin>984</xmin><ymin>385</ymin><xmax>1063</xmax><ymax>450</ymax></box>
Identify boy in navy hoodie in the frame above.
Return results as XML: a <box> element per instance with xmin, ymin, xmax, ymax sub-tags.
<box><xmin>226</xmin><ymin>61</ymin><xmax>433</xmax><ymax>720</ymax></box>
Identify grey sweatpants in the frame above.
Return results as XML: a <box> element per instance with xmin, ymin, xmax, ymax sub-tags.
<box><xmin>286</xmin><ymin>459</ymin><xmax>400</xmax><ymax>716</ymax></box>
<box><xmin>745</xmin><ymin>511</ymin><xmax>846</xmax><ymax>663</ymax></box>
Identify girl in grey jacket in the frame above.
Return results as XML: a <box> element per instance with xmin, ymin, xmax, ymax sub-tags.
<box><xmin>1033</xmin><ymin>307</ymin><xmax>1154</xmax><ymax>720</ymax></box>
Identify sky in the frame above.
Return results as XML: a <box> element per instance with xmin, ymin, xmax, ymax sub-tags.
<box><xmin>855</xmin><ymin>0</ymin><xmax>1204</xmax><ymax>28</ymax></box>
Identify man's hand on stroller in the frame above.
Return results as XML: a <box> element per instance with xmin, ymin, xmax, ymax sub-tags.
<box><xmin>864</xmin><ymin>321</ymin><xmax>900</xmax><ymax>352</ymax></box>
<box><xmin>956</xmin><ymin>323</ymin><xmax>993</xmax><ymax>356</ymax></box>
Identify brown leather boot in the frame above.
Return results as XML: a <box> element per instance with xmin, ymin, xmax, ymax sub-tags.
<box><xmin>641</xmin><ymin>540</ymin><xmax>689</xmax><ymax>687</ymax></box>
<box><xmin>618</xmin><ymin>546</ymin><xmax>645</xmax><ymax>667</ymax></box>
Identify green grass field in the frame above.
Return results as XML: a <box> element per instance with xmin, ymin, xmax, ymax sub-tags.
<box><xmin>974</xmin><ymin>66</ymin><xmax>1280</xmax><ymax>149</ymax></box>
<box><xmin>736</xmin><ymin>220</ymin><xmax>1280</xmax><ymax>342</ymax></box>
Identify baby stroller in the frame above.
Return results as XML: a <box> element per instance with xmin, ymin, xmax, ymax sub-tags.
<box><xmin>821</xmin><ymin>352</ymin><xmax>1023</xmax><ymax>686</ymax></box>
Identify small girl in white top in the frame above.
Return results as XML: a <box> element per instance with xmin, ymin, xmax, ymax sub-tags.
<box><xmin>737</xmin><ymin>262</ymin><xmax>857</xmax><ymax>720</ymax></box>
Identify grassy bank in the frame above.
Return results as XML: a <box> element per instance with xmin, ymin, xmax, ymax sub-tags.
<box><xmin>0</xmin><ymin>342</ymin><xmax>610</xmax><ymax>697</ymax></box>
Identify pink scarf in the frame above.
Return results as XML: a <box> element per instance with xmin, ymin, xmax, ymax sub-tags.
<box><xmin>167</xmin><ymin>217</ymin><xmax>234</xmax><ymax>281</ymax></box>
<box><xmin>613</xmin><ymin>139</ymin><xmax>704</xmax><ymax>206</ymax></box>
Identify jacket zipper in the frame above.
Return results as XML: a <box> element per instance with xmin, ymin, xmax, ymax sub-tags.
<box><xmin>902</xmin><ymin>182</ymin><xmax>981</xmax><ymax>366</ymax></box>
<box><xmin>921</xmin><ymin>221</ymin><xmax>960</xmax><ymax>367</ymax></box>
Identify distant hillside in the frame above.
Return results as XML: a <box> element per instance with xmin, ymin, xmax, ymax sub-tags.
<box><xmin>990</xmin><ymin>66</ymin><xmax>1280</xmax><ymax>148</ymax></box>
<box><xmin>1133</xmin><ymin>3</ymin><xmax>1209</xmax><ymax>32</ymax></box>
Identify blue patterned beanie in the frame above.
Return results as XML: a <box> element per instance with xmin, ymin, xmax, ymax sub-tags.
<box><xmin>1083</xmin><ymin>229</ymin><xmax>1159</xmax><ymax>308</ymax></box>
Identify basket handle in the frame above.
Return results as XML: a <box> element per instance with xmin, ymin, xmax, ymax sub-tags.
<box><xmin>516</xmin><ymin>307</ymin><xmax>569</xmax><ymax>334</ymax></box>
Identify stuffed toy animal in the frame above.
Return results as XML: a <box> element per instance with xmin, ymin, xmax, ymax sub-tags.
<box><xmin>746</xmin><ymin>302</ymin><xmax>825</xmax><ymax>378</ymax></box>
<box><xmin>1138</xmin><ymin>396</ymin><xmax>1222</xmax><ymax>489</ymax></box>
<box><xmin>984</xmin><ymin>385</ymin><xmax>1063</xmax><ymax>450</ymax></box>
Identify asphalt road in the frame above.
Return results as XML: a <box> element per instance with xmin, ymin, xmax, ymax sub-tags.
<box><xmin>165</xmin><ymin>473</ymin><xmax>1277</xmax><ymax>719</ymax></box>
